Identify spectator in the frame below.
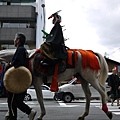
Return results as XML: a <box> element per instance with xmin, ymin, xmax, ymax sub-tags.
<box><xmin>108</xmin><ymin>67</ymin><xmax>120</xmax><ymax>106</ymax></box>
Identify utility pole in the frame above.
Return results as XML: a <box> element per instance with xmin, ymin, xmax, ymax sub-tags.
<box><xmin>104</xmin><ymin>48</ymin><xmax>120</xmax><ymax>58</ymax></box>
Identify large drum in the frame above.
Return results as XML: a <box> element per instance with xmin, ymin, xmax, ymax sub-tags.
<box><xmin>3</xmin><ymin>66</ymin><xmax>32</xmax><ymax>94</ymax></box>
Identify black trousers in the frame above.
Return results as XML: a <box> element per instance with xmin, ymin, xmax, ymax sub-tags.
<box><xmin>7</xmin><ymin>91</ymin><xmax>31</xmax><ymax>120</ymax></box>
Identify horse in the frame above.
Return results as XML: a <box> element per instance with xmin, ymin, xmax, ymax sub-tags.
<box><xmin>29</xmin><ymin>49</ymin><xmax>113</xmax><ymax>120</ymax></box>
<box><xmin>1</xmin><ymin>49</ymin><xmax>113</xmax><ymax>120</ymax></box>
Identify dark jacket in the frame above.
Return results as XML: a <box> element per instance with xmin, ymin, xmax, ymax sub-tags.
<box><xmin>46</xmin><ymin>22</ymin><xmax>67</xmax><ymax>59</ymax></box>
<box><xmin>7</xmin><ymin>46</ymin><xmax>31</xmax><ymax>119</ymax></box>
<box><xmin>11</xmin><ymin>45</ymin><xmax>29</xmax><ymax>68</ymax></box>
<box><xmin>108</xmin><ymin>74</ymin><xmax>120</xmax><ymax>98</ymax></box>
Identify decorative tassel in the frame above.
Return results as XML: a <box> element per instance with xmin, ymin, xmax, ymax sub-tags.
<box><xmin>50</xmin><ymin>64</ymin><xmax>59</xmax><ymax>92</ymax></box>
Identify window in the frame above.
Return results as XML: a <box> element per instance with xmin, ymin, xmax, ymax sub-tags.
<box><xmin>2</xmin><ymin>22</ymin><xmax>30</xmax><ymax>28</ymax></box>
<box><xmin>1</xmin><ymin>44</ymin><xmax>29</xmax><ymax>50</ymax></box>
<box><xmin>10</xmin><ymin>23</ymin><xmax>19</xmax><ymax>28</ymax></box>
<box><xmin>3</xmin><ymin>23</ymin><xmax>9</xmax><ymax>28</ymax></box>
<box><xmin>42</xmin><ymin>86</ymin><xmax>49</xmax><ymax>90</ymax></box>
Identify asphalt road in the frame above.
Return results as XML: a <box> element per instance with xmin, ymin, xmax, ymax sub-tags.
<box><xmin>0</xmin><ymin>98</ymin><xmax>120</xmax><ymax>120</ymax></box>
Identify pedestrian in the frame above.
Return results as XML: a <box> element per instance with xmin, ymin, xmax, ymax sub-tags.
<box><xmin>5</xmin><ymin>33</ymin><xmax>36</xmax><ymax>120</ymax></box>
<box><xmin>108</xmin><ymin>67</ymin><xmax>120</xmax><ymax>106</ymax></box>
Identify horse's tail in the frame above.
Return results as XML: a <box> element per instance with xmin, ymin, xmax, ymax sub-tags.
<box><xmin>95</xmin><ymin>52</ymin><xmax>108</xmax><ymax>100</ymax></box>
<box><xmin>95</xmin><ymin>52</ymin><xmax>108</xmax><ymax>86</ymax></box>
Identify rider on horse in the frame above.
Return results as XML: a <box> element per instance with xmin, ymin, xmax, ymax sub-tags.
<box><xmin>40</xmin><ymin>11</ymin><xmax>68</xmax><ymax>65</ymax></box>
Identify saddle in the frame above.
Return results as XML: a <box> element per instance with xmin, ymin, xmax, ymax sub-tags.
<box><xmin>33</xmin><ymin>52</ymin><xmax>67</xmax><ymax>77</ymax></box>
<box><xmin>31</xmin><ymin>49</ymin><xmax>75</xmax><ymax>92</ymax></box>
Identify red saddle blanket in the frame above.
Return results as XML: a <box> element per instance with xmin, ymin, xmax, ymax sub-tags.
<box><xmin>67</xmin><ymin>49</ymin><xmax>100</xmax><ymax>70</ymax></box>
<box><xmin>29</xmin><ymin>48</ymin><xmax>100</xmax><ymax>72</ymax></box>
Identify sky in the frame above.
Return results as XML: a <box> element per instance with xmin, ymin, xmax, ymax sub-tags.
<box><xmin>44</xmin><ymin>0</ymin><xmax>120</xmax><ymax>62</ymax></box>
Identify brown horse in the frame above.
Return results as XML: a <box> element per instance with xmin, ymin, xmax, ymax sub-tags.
<box><xmin>1</xmin><ymin>49</ymin><xmax>112</xmax><ymax>120</ymax></box>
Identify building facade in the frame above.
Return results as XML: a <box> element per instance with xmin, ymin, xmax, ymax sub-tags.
<box><xmin>0</xmin><ymin>0</ymin><xmax>37</xmax><ymax>50</ymax></box>
<box><xmin>105</xmin><ymin>57</ymin><xmax>120</xmax><ymax>77</ymax></box>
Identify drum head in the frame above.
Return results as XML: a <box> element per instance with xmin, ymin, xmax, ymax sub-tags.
<box><xmin>3</xmin><ymin>66</ymin><xmax>32</xmax><ymax>94</ymax></box>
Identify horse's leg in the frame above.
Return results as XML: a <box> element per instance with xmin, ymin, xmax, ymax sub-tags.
<box><xmin>77</xmin><ymin>78</ymin><xmax>91</xmax><ymax>120</ymax></box>
<box><xmin>32</xmin><ymin>76</ymin><xmax>46</xmax><ymax>120</ymax></box>
<box><xmin>99</xmin><ymin>83</ymin><xmax>108</xmax><ymax>99</ymax></box>
<box><xmin>90</xmin><ymin>80</ymin><xmax>113</xmax><ymax>119</ymax></box>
